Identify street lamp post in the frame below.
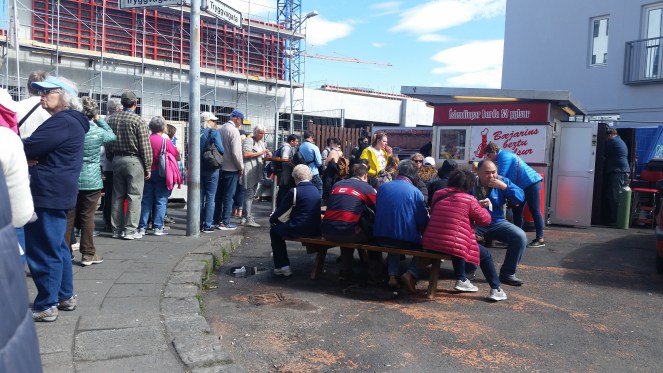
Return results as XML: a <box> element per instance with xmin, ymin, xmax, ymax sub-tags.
<box><xmin>288</xmin><ymin>10</ymin><xmax>318</xmax><ymax>135</ymax></box>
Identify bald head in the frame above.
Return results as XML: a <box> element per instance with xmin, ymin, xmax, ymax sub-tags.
<box><xmin>477</xmin><ymin>159</ymin><xmax>498</xmax><ymax>187</ymax></box>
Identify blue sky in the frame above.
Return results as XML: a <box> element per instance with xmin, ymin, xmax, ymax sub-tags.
<box><xmin>225</xmin><ymin>0</ymin><xmax>505</xmax><ymax>93</ymax></box>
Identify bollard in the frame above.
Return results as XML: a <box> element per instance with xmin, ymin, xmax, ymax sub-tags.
<box><xmin>616</xmin><ymin>185</ymin><xmax>631</xmax><ymax>229</ymax></box>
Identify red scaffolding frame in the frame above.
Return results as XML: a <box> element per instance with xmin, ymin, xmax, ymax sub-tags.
<box><xmin>31</xmin><ymin>0</ymin><xmax>284</xmax><ymax>80</ymax></box>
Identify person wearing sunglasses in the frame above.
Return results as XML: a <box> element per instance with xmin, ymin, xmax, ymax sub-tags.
<box><xmin>23</xmin><ymin>75</ymin><xmax>90</xmax><ymax>322</ymax></box>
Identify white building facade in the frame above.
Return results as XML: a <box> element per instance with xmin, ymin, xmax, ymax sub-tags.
<box><xmin>502</xmin><ymin>0</ymin><xmax>663</xmax><ymax>128</ymax></box>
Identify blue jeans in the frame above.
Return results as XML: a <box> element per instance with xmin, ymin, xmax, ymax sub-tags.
<box><xmin>311</xmin><ymin>174</ymin><xmax>323</xmax><ymax>197</ymax></box>
<box><xmin>25</xmin><ymin>208</ymin><xmax>74</xmax><ymax>312</ymax></box>
<box><xmin>513</xmin><ymin>180</ymin><xmax>544</xmax><ymax>239</ymax></box>
<box><xmin>452</xmin><ymin>245</ymin><xmax>501</xmax><ymax>289</ymax></box>
<box><xmin>233</xmin><ymin>181</ymin><xmax>245</xmax><ymax>209</ymax></box>
<box><xmin>475</xmin><ymin>221</ymin><xmax>527</xmax><ymax>277</ymax></box>
<box><xmin>139</xmin><ymin>172</ymin><xmax>169</xmax><ymax>229</ymax></box>
<box><xmin>218</xmin><ymin>170</ymin><xmax>239</xmax><ymax>225</ymax></box>
<box><xmin>200</xmin><ymin>170</ymin><xmax>220</xmax><ymax>229</ymax></box>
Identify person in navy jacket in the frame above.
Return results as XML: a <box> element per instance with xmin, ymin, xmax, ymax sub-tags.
<box><xmin>269</xmin><ymin>164</ymin><xmax>321</xmax><ymax>277</ymax></box>
<box><xmin>484</xmin><ymin>142</ymin><xmax>545</xmax><ymax>248</ymax></box>
<box><xmin>23</xmin><ymin>76</ymin><xmax>89</xmax><ymax>322</ymax></box>
<box><xmin>603</xmin><ymin>128</ymin><xmax>630</xmax><ymax>224</ymax></box>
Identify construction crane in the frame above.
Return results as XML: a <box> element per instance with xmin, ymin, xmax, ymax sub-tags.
<box><xmin>302</xmin><ymin>53</ymin><xmax>392</xmax><ymax>67</ymax></box>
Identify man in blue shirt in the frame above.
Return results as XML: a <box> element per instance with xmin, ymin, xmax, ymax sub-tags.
<box><xmin>375</xmin><ymin>159</ymin><xmax>429</xmax><ymax>290</ymax></box>
<box><xmin>297</xmin><ymin>130</ymin><xmax>323</xmax><ymax>196</ymax></box>
<box><xmin>473</xmin><ymin>160</ymin><xmax>528</xmax><ymax>286</ymax></box>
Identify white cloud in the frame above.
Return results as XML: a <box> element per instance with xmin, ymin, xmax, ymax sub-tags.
<box><xmin>370</xmin><ymin>1</ymin><xmax>402</xmax><ymax>16</ymax></box>
<box><xmin>418</xmin><ymin>34</ymin><xmax>452</xmax><ymax>42</ymax></box>
<box><xmin>430</xmin><ymin>39</ymin><xmax>503</xmax><ymax>88</ymax></box>
<box><xmin>305</xmin><ymin>17</ymin><xmax>353</xmax><ymax>46</ymax></box>
<box><xmin>221</xmin><ymin>0</ymin><xmax>276</xmax><ymax>19</ymax></box>
<box><xmin>372</xmin><ymin>42</ymin><xmax>387</xmax><ymax>48</ymax></box>
<box><xmin>391</xmin><ymin>0</ymin><xmax>506</xmax><ymax>34</ymax></box>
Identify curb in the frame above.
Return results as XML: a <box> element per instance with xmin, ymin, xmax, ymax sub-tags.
<box><xmin>160</xmin><ymin>232</ymin><xmax>247</xmax><ymax>373</ymax></box>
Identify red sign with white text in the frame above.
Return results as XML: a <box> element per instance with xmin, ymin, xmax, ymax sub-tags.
<box><xmin>469</xmin><ymin>125</ymin><xmax>547</xmax><ymax>163</ymax></box>
<box><xmin>434</xmin><ymin>103</ymin><xmax>550</xmax><ymax>125</ymax></box>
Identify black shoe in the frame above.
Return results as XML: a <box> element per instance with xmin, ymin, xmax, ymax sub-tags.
<box><xmin>527</xmin><ymin>238</ymin><xmax>545</xmax><ymax>248</ymax></box>
<box><xmin>499</xmin><ymin>274</ymin><xmax>523</xmax><ymax>286</ymax></box>
<box><xmin>201</xmin><ymin>227</ymin><xmax>215</xmax><ymax>233</ymax></box>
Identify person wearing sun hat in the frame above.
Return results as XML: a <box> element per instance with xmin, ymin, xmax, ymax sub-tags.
<box><xmin>22</xmin><ymin>75</ymin><xmax>90</xmax><ymax>322</ymax></box>
<box><xmin>105</xmin><ymin>90</ymin><xmax>153</xmax><ymax>241</ymax></box>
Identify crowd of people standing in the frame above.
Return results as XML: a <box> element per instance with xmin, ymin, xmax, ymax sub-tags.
<box><xmin>1</xmin><ymin>69</ymin><xmax>554</xmax><ymax>323</ymax></box>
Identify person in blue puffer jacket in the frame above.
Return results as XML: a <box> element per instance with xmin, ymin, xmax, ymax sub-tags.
<box><xmin>483</xmin><ymin>142</ymin><xmax>545</xmax><ymax>248</ymax></box>
<box><xmin>64</xmin><ymin>96</ymin><xmax>116</xmax><ymax>267</ymax></box>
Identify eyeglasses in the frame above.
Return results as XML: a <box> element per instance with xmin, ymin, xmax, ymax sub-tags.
<box><xmin>39</xmin><ymin>88</ymin><xmax>61</xmax><ymax>96</ymax></box>
<box><xmin>413</xmin><ymin>159</ymin><xmax>423</xmax><ymax>163</ymax></box>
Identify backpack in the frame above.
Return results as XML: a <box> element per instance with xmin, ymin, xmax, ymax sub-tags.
<box><xmin>271</xmin><ymin>145</ymin><xmax>285</xmax><ymax>174</ymax></box>
<box><xmin>291</xmin><ymin>149</ymin><xmax>307</xmax><ymax>166</ymax></box>
<box><xmin>337</xmin><ymin>154</ymin><xmax>349</xmax><ymax>178</ymax></box>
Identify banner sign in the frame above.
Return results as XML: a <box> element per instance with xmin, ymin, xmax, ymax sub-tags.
<box><xmin>469</xmin><ymin>125</ymin><xmax>547</xmax><ymax>163</ymax></box>
<box><xmin>434</xmin><ymin>103</ymin><xmax>550</xmax><ymax>125</ymax></box>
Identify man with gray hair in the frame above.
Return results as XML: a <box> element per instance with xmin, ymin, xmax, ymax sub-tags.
<box><xmin>374</xmin><ymin>159</ymin><xmax>429</xmax><ymax>290</ymax></box>
<box><xmin>100</xmin><ymin>97</ymin><xmax>122</xmax><ymax>232</ymax></box>
<box><xmin>16</xmin><ymin>70</ymin><xmax>51</xmax><ymax>139</ymax></box>
<box><xmin>106</xmin><ymin>91</ymin><xmax>152</xmax><ymax>240</ymax></box>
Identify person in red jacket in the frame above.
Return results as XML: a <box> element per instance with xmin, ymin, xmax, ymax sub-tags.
<box><xmin>405</xmin><ymin>169</ymin><xmax>507</xmax><ymax>301</ymax></box>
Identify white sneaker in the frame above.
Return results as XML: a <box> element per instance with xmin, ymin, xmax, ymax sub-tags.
<box><xmin>244</xmin><ymin>218</ymin><xmax>261</xmax><ymax>228</ymax></box>
<box><xmin>137</xmin><ymin>228</ymin><xmax>147</xmax><ymax>236</ymax></box>
<box><xmin>274</xmin><ymin>266</ymin><xmax>292</xmax><ymax>277</ymax></box>
<box><xmin>488</xmin><ymin>288</ymin><xmax>507</xmax><ymax>301</ymax></box>
<box><xmin>153</xmin><ymin>228</ymin><xmax>168</xmax><ymax>236</ymax></box>
<box><xmin>454</xmin><ymin>279</ymin><xmax>479</xmax><ymax>292</ymax></box>
<box><xmin>123</xmin><ymin>231</ymin><xmax>142</xmax><ymax>240</ymax></box>
<box><xmin>71</xmin><ymin>242</ymin><xmax>80</xmax><ymax>251</ymax></box>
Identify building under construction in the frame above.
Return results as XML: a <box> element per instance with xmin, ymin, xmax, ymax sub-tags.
<box><xmin>0</xmin><ymin>0</ymin><xmax>432</xmax><ymax>146</ymax></box>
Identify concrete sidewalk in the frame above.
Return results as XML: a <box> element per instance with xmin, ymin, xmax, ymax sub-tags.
<box><xmin>27</xmin><ymin>206</ymin><xmax>246</xmax><ymax>373</ymax></box>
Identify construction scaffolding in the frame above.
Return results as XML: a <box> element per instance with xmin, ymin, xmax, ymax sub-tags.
<box><xmin>0</xmin><ymin>0</ymin><xmax>317</xmax><ymax>132</ymax></box>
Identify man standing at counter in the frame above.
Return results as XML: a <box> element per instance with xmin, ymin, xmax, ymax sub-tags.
<box><xmin>483</xmin><ymin>142</ymin><xmax>545</xmax><ymax>248</ymax></box>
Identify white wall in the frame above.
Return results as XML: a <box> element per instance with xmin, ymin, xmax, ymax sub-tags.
<box><xmin>502</xmin><ymin>0</ymin><xmax>663</xmax><ymax>122</ymax></box>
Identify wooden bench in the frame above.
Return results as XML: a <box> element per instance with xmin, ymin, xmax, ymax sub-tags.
<box><xmin>286</xmin><ymin>236</ymin><xmax>453</xmax><ymax>299</ymax></box>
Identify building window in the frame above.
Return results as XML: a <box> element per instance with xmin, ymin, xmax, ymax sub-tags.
<box><xmin>590</xmin><ymin>16</ymin><xmax>609</xmax><ymax>65</ymax></box>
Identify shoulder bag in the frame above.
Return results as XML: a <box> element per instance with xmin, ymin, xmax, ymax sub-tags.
<box><xmin>158</xmin><ymin>138</ymin><xmax>167</xmax><ymax>177</ymax></box>
<box><xmin>202</xmin><ymin>129</ymin><xmax>223</xmax><ymax>169</ymax></box>
<box><xmin>277</xmin><ymin>188</ymin><xmax>297</xmax><ymax>223</ymax></box>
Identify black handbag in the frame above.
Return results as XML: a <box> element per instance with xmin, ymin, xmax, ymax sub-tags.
<box><xmin>202</xmin><ymin>130</ymin><xmax>223</xmax><ymax>169</ymax></box>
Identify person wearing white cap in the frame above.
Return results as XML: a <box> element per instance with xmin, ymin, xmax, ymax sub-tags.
<box><xmin>200</xmin><ymin>112</ymin><xmax>224</xmax><ymax>232</ymax></box>
<box><xmin>23</xmin><ymin>75</ymin><xmax>89</xmax><ymax>322</ymax></box>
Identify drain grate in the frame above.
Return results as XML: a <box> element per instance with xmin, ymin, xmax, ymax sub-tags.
<box><xmin>248</xmin><ymin>293</ymin><xmax>284</xmax><ymax>305</ymax></box>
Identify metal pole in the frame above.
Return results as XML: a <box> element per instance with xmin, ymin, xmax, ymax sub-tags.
<box><xmin>187</xmin><ymin>0</ymin><xmax>201</xmax><ymax>236</ymax></box>
<box><xmin>288</xmin><ymin>28</ymin><xmax>294</xmax><ymax>135</ymax></box>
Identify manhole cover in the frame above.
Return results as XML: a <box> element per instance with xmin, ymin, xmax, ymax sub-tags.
<box><xmin>248</xmin><ymin>293</ymin><xmax>284</xmax><ymax>305</ymax></box>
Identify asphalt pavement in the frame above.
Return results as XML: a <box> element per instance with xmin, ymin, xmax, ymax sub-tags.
<box><xmin>28</xmin><ymin>199</ymin><xmax>663</xmax><ymax>372</ymax></box>
<box><xmin>203</xmin><ymin>201</ymin><xmax>663</xmax><ymax>372</ymax></box>
<box><xmin>27</xmin><ymin>204</ymin><xmax>246</xmax><ymax>373</ymax></box>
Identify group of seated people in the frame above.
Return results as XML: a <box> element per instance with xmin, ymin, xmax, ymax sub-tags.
<box><xmin>269</xmin><ymin>156</ymin><xmax>530</xmax><ymax>302</ymax></box>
